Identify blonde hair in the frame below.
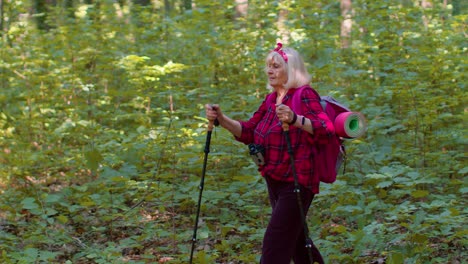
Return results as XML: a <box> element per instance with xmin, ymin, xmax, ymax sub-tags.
<box><xmin>265</xmin><ymin>46</ymin><xmax>311</xmax><ymax>90</ymax></box>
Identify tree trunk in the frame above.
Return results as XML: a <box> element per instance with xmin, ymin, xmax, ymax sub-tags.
<box><xmin>184</xmin><ymin>0</ymin><xmax>192</xmax><ymax>11</ymax></box>
<box><xmin>421</xmin><ymin>0</ymin><xmax>432</xmax><ymax>30</ymax></box>
<box><xmin>452</xmin><ymin>0</ymin><xmax>461</xmax><ymax>15</ymax></box>
<box><xmin>340</xmin><ymin>0</ymin><xmax>352</xmax><ymax>49</ymax></box>
<box><xmin>133</xmin><ymin>0</ymin><xmax>151</xmax><ymax>6</ymax></box>
<box><xmin>33</xmin><ymin>0</ymin><xmax>57</xmax><ymax>30</ymax></box>
<box><xmin>277</xmin><ymin>1</ymin><xmax>289</xmax><ymax>43</ymax></box>
<box><xmin>0</xmin><ymin>0</ymin><xmax>3</xmax><ymax>37</ymax></box>
<box><xmin>164</xmin><ymin>0</ymin><xmax>172</xmax><ymax>15</ymax></box>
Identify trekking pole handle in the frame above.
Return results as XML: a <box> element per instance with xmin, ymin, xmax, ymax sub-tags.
<box><xmin>209</xmin><ymin>104</ymin><xmax>220</xmax><ymax>131</ymax></box>
<box><xmin>282</xmin><ymin>122</ymin><xmax>290</xmax><ymax>132</ymax></box>
<box><xmin>208</xmin><ymin>120</ymin><xmax>214</xmax><ymax>132</ymax></box>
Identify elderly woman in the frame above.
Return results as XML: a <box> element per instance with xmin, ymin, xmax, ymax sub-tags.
<box><xmin>205</xmin><ymin>43</ymin><xmax>333</xmax><ymax>264</ymax></box>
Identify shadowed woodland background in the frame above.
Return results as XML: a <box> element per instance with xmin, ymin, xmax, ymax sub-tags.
<box><xmin>0</xmin><ymin>0</ymin><xmax>466</xmax><ymax>263</ymax></box>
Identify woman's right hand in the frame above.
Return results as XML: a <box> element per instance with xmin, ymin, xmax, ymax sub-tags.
<box><xmin>205</xmin><ymin>104</ymin><xmax>221</xmax><ymax>123</ymax></box>
<box><xmin>205</xmin><ymin>104</ymin><xmax>242</xmax><ymax>137</ymax></box>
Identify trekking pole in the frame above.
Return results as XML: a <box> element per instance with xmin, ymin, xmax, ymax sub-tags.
<box><xmin>282</xmin><ymin>122</ymin><xmax>314</xmax><ymax>264</ymax></box>
<box><xmin>190</xmin><ymin>118</ymin><xmax>216</xmax><ymax>263</ymax></box>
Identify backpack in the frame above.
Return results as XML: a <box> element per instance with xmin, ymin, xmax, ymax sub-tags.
<box><xmin>290</xmin><ymin>86</ymin><xmax>366</xmax><ymax>184</ymax></box>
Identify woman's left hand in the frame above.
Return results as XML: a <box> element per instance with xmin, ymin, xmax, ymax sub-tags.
<box><xmin>275</xmin><ymin>104</ymin><xmax>295</xmax><ymax>124</ymax></box>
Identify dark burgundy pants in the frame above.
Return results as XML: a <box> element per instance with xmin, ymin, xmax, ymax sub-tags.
<box><xmin>260</xmin><ymin>178</ymin><xmax>324</xmax><ymax>264</ymax></box>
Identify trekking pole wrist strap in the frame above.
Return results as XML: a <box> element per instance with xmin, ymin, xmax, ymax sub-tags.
<box><xmin>288</xmin><ymin>112</ymin><xmax>298</xmax><ymax>125</ymax></box>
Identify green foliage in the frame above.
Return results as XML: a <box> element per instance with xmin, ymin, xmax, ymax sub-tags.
<box><xmin>0</xmin><ymin>0</ymin><xmax>466</xmax><ymax>263</ymax></box>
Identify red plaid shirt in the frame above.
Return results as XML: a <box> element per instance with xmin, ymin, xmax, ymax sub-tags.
<box><xmin>235</xmin><ymin>85</ymin><xmax>335</xmax><ymax>193</ymax></box>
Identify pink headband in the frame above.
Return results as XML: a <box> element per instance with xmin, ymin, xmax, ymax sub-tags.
<box><xmin>272</xmin><ymin>42</ymin><xmax>288</xmax><ymax>63</ymax></box>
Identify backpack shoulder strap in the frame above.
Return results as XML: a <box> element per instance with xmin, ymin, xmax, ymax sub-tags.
<box><xmin>290</xmin><ymin>85</ymin><xmax>322</xmax><ymax>113</ymax></box>
<box><xmin>290</xmin><ymin>85</ymin><xmax>307</xmax><ymax>113</ymax></box>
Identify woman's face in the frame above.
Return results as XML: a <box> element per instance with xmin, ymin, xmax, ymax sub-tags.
<box><xmin>267</xmin><ymin>57</ymin><xmax>287</xmax><ymax>90</ymax></box>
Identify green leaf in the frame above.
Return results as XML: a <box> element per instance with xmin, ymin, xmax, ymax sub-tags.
<box><xmin>44</xmin><ymin>194</ymin><xmax>61</xmax><ymax>203</ymax></box>
<box><xmin>411</xmin><ymin>190</ymin><xmax>429</xmax><ymax>198</ymax></box>
<box><xmin>459</xmin><ymin>167</ymin><xmax>468</xmax><ymax>174</ymax></box>
<box><xmin>376</xmin><ymin>181</ymin><xmax>393</xmax><ymax>188</ymax></box>
<box><xmin>56</xmin><ymin>215</ymin><xmax>69</xmax><ymax>224</ymax></box>
<box><xmin>366</xmin><ymin>173</ymin><xmax>389</xmax><ymax>179</ymax></box>
<box><xmin>84</xmin><ymin>148</ymin><xmax>103</xmax><ymax>171</ymax></box>
<box><xmin>24</xmin><ymin>247</ymin><xmax>39</xmax><ymax>258</ymax></box>
<box><xmin>387</xmin><ymin>252</ymin><xmax>404</xmax><ymax>264</ymax></box>
<box><xmin>44</xmin><ymin>208</ymin><xmax>58</xmax><ymax>216</ymax></box>
<box><xmin>410</xmin><ymin>233</ymin><xmax>428</xmax><ymax>244</ymax></box>
<box><xmin>21</xmin><ymin>197</ymin><xmax>39</xmax><ymax>210</ymax></box>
